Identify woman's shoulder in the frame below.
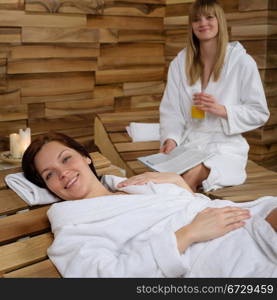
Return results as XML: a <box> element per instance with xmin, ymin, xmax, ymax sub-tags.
<box><xmin>228</xmin><ymin>41</ymin><xmax>257</xmax><ymax>68</ymax></box>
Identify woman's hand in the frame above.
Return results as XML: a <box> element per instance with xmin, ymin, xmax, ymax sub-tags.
<box><xmin>117</xmin><ymin>171</ymin><xmax>194</xmax><ymax>194</ymax></box>
<box><xmin>160</xmin><ymin>139</ymin><xmax>177</xmax><ymax>154</ymax></box>
<box><xmin>175</xmin><ymin>206</ymin><xmax>251</xmax><ymax>253</ymax></box>
<box><xmin>193</xmin><ymin>92</ymin><xmax>227</xmax><ymax>119</ymax></box>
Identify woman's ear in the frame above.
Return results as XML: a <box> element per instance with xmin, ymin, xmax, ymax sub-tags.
<box><xmin>86</xmin><ymin>157</ymin><xmax>92</xmax><ymax>164</ymax></box>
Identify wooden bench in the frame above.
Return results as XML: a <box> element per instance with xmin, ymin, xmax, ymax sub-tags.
<box><xmin>95</xmin><ymin>111</ymin><xmax>277</xmax><ymax>202</ymax></box>
<box><xmin>0</xmin><ymin>152</ymin><xmax>124</xmax><ymax>278</ymax></box>
<box><xmin>95</xmin><ymin>110</ymin><xmax>160</xmax><ymax>177</ymax></box>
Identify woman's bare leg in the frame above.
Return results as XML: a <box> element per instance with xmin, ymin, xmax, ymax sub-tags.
<box><xmin>265</xmin><ymin>208</ymin><xmax>277</xmax><ymax>232</ymax></box>
<box><xmin>181</xmin><ymin>163</ymin><xmax>210</xmax><ymax>192</ymax></box>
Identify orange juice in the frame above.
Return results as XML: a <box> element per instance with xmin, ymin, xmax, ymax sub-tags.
<box><xmin>191</xmin><ymin>105</ymin><xmax>205</xmax><ymax>119</ymax></box>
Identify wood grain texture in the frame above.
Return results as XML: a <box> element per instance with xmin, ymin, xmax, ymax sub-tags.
<box><xmin>22</xmin><ymin>27</ymin><xmax>99</xmax><ymax>43</ymax></box>
<box><xmin>0</xmin><ymin>10</ymin><xmax>86</xmax><ymax>27</ymax></box>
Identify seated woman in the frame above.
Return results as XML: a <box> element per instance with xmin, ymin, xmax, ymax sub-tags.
<box><xmin>22</xmin><ymin>132</ymin><xmax>277</xmax><ymax>278</ymax></box>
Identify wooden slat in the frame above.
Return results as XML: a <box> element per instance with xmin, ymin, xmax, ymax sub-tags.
<box><xmin>0</xmin><ymin>120</ymin><xmax>26</xmax><ymax>137</ymax></box>
<box><xmin>8</xmin><ymin>58</ymin><xmax>98</xmax><ymax>74</ymax></box>
<box><xmin>94</xmin><ymin>116</ymin><xmax>135</xmax><ymax>177</ymax></box>
<box><xmin>29</xmin><ymin>114</ymin><xmax>94</xmax><ymax>134</ymax></box>
<box><xmin>109</xmin><ymin>132</ymin><xmax>131</xmax><ymax>143</ymax></box>
<box><xmin>126</xmin><ymin>160</ymin><xmax>150</xmax><ymax>174</ymax></box>
<box><xmin>0</xmin><ymin>89</ymin><xmax>20</xmax><ymax>105</ymax></box>
<box><xmin>4</xmin><ymin>259</ymin><xmax>60</xmax><ymax>278</ymax></box>
<box><xmin>120</xmin><ymin>149</ymin><xmax>159</xmax><ymax>161</ymax></box>
<box><xmin>9</xmin><ymin>45</ymin><xmax>100</xmax><ymax>60</ymax></box>
<box><xmin>103</xmin><ymin>4</ymin><xmax>165</xmax><ymax>18</ymax></box>
<box><xmin>90</xmin><ymin>151</ymin><xmax>112</xmax><ymax>169</ymax></box>
<box><xmin>115</xmin><ymin>141</ymin><xmax>160</xmax><ymax>152</ymax></box>
<box><xmin>22</xmin><ymin>27</ymin><xmax>99</xmax><ymax>44</ymax></box>
<box><xmin>97</xmin><ymin>165</ymin><xmax>125</xmax><ymax>177</ymax></box>
<box><xmin>0</xmin><ymin>167</ymin><xmax>21</xmax><ymax>189</ymax></box>
<box><xmin>45</xmin><ymin>97</ymin><xmax>114</xmax><ymax>117</ymax></box>
<box><xmin>0</xmin><ymin>233</ymin><xmax>53</xmax><ymax>274</ymax></box>
<box><xmin>0</xmin><ymin>189</ymin><xmax>27</xmax><ymax>215</ymax></box>
<box><xmin>0</xmin><ymin>0</ymin><xmax>24</xmax><ymax>10</ymax></box>
<box><xmin>99</xmin><ymin>110</ymin><xmax>159</xmax><ymax>124</ymax></box>
<box><xmin>123</xmin><ymin>81</ymin><xmax>165</xmax><ymax>97</ymax></box>
<box><xmin>9</xmin><ymin>72</ymin><xmax>95</xmax><ymax>97</ymax></box>
<box><xmin>96</xmin><ymin>66</ymin><xmax>164</xmax><ymax>84</ymax></box>
<box><xmin>0</xmin><ymin>10</ymin><xmax>86</xmax><ymax>27</ymax></box>
<box><xmin>87</xmin><ymin>15</ymin><xmax>163</xmax><ymax>30</ymax></box>
<box><xmin>207</xmin><ymin>183</ymin><xmax>277</xmax><ymax>202</ymax></box>
<box><xmin>0</xmin><ymin>104</ymin><xmax>27</xmax><ymax>121</ymax></box>
<box><xmin>206</xmin><ymin>161</ymin><xmax>277</xmax><ymax>202</ymax></box>
<box><xmin>118</xmin><ymin>30</ymin><xmax>165</xmax><ymax>43</ymax></box>
<box><xmin>115</xmin><ymin>94</ymin><xmax>161</xmax><ymax>112</ymax></box>
<box><xmin>101</xmin><ymin>43</ymin><xmax>164</xmax><ymax>58</ymax></box>
<box><xmin>98</xmin><ymin>55</ymin><xmax>164</xmax><ymax>70</ymax></box>
<box><xmin>0</xmin><ymin>205</ymin><xmax>50</xmax><ymax>244</ymax></box>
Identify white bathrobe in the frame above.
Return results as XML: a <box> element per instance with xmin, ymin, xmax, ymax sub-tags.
<box><xmin>47</xmin><ymin>175</ymin><xmax>277</xmax><ymax>278</ymax></box>
<box><xmin>159</xmin><ymin>42</ymin><xmax>270</xmax><ymax>191</ymax></box>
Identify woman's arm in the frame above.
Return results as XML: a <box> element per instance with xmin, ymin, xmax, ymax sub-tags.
<box><xmin>117</xmin><ymin>171</ymin><xmax>195</xmax><ymax>194</ymax></box>
<box><xmin>220</xmin><ymin>56</ymin><xmax>269</xmax><ymax>135</ymax></box>
<box><xmin>159</xmin><ymin>58</ymin><xmax>187</xmax><ymax>147</ymax></box>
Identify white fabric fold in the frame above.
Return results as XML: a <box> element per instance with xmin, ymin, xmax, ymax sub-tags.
<box><xmin>126</xmin><ymin>122</ymin><xmax>160</xmax><ymax>142</ymax></box>
<box><xmin>5</xmin><ymin>172</ymin><xmax>59</xmax><ymax>206</ymax></box>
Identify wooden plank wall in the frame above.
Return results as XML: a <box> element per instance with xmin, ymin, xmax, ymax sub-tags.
<box><xmin>0</xmin><ymin>0</ymin><xmax>166</xmax><ymax>152</ymax></box>
<box><xmin>165</xmin><ymin>0</ymin><xmax>277</xmax><ymax>163</ymax></box>
<box><xmin>0</xmin><ymin>0</ymin><xmax>275</xmax><ymax>164</ymax></box>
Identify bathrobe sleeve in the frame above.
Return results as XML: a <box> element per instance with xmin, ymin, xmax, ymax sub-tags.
<box><xmin>221</xmin><ymin>55</ymin><xmax>270</xmax><ymax>135</ymax></box>
<box><xmin>159</xmin><ymin>58</ymin><xmax>187</xmax><ymax>146</ymax></box>
<box><xmin>48</xmin><ymin>224</ymin><xmax>187</xmax><ymax>278</ymax></box>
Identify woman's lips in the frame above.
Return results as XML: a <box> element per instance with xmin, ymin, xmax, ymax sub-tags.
<box><xmin>65</xmin><ymin>174</ymin><xmax>79</xmax><ymax>189</ymax></box>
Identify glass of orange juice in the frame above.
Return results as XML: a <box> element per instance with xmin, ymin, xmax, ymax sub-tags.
<box><xmin>191</xmin><ymin>89</ymin><xmax>205</xmax><ymax>119</ymax></box>
<box><xmin>191</xmin><ymin>105</ymin><xmax>205</xmax><ymax>119</ymax></box>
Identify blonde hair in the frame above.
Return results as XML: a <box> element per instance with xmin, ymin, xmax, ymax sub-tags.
<box><xmin>185</xmin><ymin>0</ymin><xmax>229</xmax><ymax>86</ymax></box>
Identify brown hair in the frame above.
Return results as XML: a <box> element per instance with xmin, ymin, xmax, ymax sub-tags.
<box><xmin>185</xmin><ymin>0</ymin><xmax>228</xmax><ymax>85</ymax></box>
<box><xmin>22</xmin><ymin>131</ymin><xmax>99</xmax><ymax>189</ymax></box>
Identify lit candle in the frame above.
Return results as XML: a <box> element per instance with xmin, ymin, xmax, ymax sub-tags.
<box><xmin>19</xmin><ymin>128</ymin><xmax>31</xmax><ymax>157</ymax></box>
<box><xmin>9</xmin><ymin>133</ymin><xmax>21</xmax><ymax>159</ymax></box>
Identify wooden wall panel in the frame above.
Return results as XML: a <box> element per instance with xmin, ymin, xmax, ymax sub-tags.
<box><xmin>0</xmin><ymin>0</ymin><xmax>275</xmax><ymax>164</ymax></box>
<box><xmin>0</xmin><ymin>0</ymin><xmax>166</xmax><ymax>153</ymax></box>
<box><xmin>22</xmin><ymin>27</ymin><xmax>99</xmax><ymax>43</ymax></box>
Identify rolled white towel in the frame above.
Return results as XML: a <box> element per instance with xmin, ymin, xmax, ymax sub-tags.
<box><xmin>126</xmin><ymin>122</ymin><xmax>160</xmax><ymax>142</ymax></box>
<box><xmin>5</xmin><ymin>172</ymin><xmax>59</xmax><ymax>206</ymax></box>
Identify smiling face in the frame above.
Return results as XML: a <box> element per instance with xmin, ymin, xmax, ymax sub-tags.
<box><xmin>34</xmin><ymin>141</ymin><xmax>97</xmax><ymax>201</ymax></box>
<box><xmin>192</xmin><ymin>13</ymin><xmax>219</xmax><ymax>42</ymax></box>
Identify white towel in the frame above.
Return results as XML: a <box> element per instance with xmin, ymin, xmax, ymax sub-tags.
<box><xmin>126</xmin><ymin>122</ymin><xmax>160</xmax><ymax>142</ymax></box>
<box><xmin>5</xmin><ymin>172</ymin><xmax>59</xmax><ymax>206</ymax></box>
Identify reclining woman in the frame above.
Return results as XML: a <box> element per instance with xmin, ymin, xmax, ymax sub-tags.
<box><xmin>22</xmin><ymin>132</ymin><xmax>277</xmax><ymax>278</ymax></box>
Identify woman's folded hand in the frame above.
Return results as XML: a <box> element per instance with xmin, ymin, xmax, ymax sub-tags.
<box><xmin>175</xmin><ymin>206</ymin><xmax>251</xmax><ymax>253</ymax></box>
<box><xmin>117</xmin><ymin>171</ymin><xmax>194</xmax><ymax>193</ymax></box>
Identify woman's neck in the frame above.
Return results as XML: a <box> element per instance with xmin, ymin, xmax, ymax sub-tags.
<box><xmin>199</xmin><ymin>39</ymin><xmax>218</xmax><ymax>66</ymax></box>
<box><xmin>87</xmin><ymin>181</ymin><xmax>114</xmax><ymax>198</ymax></box>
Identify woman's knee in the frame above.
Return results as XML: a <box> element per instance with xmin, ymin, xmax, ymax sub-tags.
<box><xmin>182</xmin><ymin>164</ymin><xmax>210</xmax><ymax>188</ymax></box>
